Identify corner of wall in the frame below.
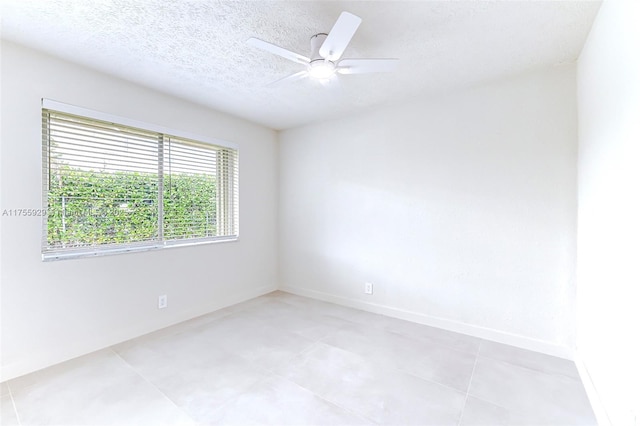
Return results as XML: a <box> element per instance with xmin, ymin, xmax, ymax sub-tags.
<box><xmin>574</xmin><ymin>351</ymin><xmax>612</xmax><ymax>426</ymax></box>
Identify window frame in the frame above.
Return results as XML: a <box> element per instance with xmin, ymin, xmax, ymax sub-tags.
<box><xmin>41</xmin><ymin>99</ymin><xmax>239</xmax><ymax>261</ymax></box>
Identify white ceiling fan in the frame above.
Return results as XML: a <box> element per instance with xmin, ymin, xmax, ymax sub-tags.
<box><xmin>247</xmin><ymin>11</ymin><xmax>399</xmax><ymax>86</ymax></box>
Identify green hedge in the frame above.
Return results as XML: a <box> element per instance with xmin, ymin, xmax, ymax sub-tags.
<box><xmin>47</xmin><ymin>167</ymin><xmax>216</xmax><ymax>247</ymax></box>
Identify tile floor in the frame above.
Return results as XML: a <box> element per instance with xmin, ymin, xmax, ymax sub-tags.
<box><xmin>0</xmin><ymin>291</ymin><xmax>596</xmax><ymax>425</ymax></box>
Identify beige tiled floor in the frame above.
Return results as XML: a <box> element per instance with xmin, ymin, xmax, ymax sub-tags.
<box><xmin>1</xmin><ymin>291</ymin><xmax>596</xmax><ymax>425</ymax></box>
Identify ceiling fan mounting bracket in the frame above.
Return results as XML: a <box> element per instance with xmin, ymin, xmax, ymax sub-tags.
<box><xmin>309</xmin><ymin>33</ymin><xmax>329</xmax><ymax>61</ymax></box>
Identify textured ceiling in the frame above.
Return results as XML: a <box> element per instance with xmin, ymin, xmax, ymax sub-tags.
<box><xmin>1</xmin><ymin>0</ymin><xmax>600</xmax><ymax>130</ymax></box>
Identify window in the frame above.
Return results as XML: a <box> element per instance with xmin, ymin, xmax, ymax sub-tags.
<box><xmin>42</xmin><ymin>100</ymin><xmax>238</xmax><ymax>261</ymax></box>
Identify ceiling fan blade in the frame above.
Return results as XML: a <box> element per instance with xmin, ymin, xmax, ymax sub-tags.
<box><xmin>267</xmin><ymin>70</ymin><xmax>308</xmax><ymax>87</ymax></box>
<box><xmin>247</xmin><ymin>37</ymin><xmax>310</xmax><ymax>65</ymax></box>
<box><xmin>337</xmin><ymin>58</ymin><xmax>399</xmax><ymax>74</ymax></box>
<box><xmin>319</xmin><ymin>12</ymin><xmax>362</xmax><ymax>61</ymax></box>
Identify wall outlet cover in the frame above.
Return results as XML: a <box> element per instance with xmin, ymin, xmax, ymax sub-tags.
<box><xmin>158</xmin><ymin>294</ymin><xmax>168</xmax><ymax>309</ymax></box>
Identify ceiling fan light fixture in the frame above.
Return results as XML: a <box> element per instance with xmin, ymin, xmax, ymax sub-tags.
<box><xmin>308</xmin><ymin>60</ymin><xmax>336</xmax><ymax>79</ymax></box>
<box><xmin>247</xmin><ymin>11</ymin><xmax>398</xmax><ymax>87</ymax></box>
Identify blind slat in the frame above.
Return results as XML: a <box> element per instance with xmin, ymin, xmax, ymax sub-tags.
<box><xmin>43</xmin><ymin>107</ymin><xmax>239</xmax><ymax>259</ymax></box>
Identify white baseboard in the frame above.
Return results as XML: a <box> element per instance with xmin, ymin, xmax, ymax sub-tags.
<box><xmin>574</xmin><ymin>352</ymin><xmax>612</xmax><ymax>426</ymax></box>
<box><xmin>0</xmin><ymin>284</ymin><xmax>277</xmax><ymax>382</ymax></box>
<box><xmin>281</xmin><ymin>285</ymin><xmax>573</xmax><ymax>360</ymax></box>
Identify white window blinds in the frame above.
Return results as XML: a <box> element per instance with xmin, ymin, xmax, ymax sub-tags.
<box><xmin>42</xmin><ymin>102</ymin><xmax>238</xmax><ymax>260</ymax></box>
<box><xmin>162</xmin><ymin>136</ymin><xmax>239</xmax><ymax>242</ymax></box>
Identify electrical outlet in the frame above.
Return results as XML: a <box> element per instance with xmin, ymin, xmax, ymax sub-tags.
<box><xmin>364</xmin><ymin>282</ymin><xmax>373</xmax><ymax>295</ymax></box>
<box><xmin>158</xmin><ymin>294</ymin><xmax>167</xmax><ymax>309</ymax></box>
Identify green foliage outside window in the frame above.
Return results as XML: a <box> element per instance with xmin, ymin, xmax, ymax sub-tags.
<box><xmin>47</xmin><ymin>167</ymin><xmax>216</xmax><ymax>248</ymax></box>
<box><xmin>163</xmin><ymin>173</ymin><xmax>217</xmax><ymax>240</ymax></box>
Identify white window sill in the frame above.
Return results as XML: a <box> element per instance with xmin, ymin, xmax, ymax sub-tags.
<box><xmin>42</xmin><ymin>236</ymin><xmax>239</xmax><ymax>262</ymax></box>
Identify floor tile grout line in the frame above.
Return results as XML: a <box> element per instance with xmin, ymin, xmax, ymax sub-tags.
<box><xmin>377</xmin><ymin>325</ymin><xmax>482</xmax><ymax>356</ymax></box>
<box><xmin>373</xmin><ymin>327</ymin><xmax>480</xmax><ymax>358</ymax></box>
<box><xmin>6</xmin><ymin>293</ymin><xmax>593</xmax><ymax>425</ymax></box>
<box><xmin>310</xmin><ymin>341</ymin><xmax>475</xmax><ymax>406</ymax></box>
<box><xmin>461</xmin><ymin>392</ymin><xmax>516</xmax><ymax>416</ymax></box>
<box><xmin>259</xmin><ymin>338</ymin><xmax>361</xmax><ymax>419</ymax></box>
<box><xmin>316</xmin><ymin>338</ymin><xmax>471</xmax><ymax>396</ymax></box>
<box><xmin>277</xmin><ymin>292</ymin><xmax>484</xmax><ymax>352</ymax></box>
<box><xmin>110</xmin><ymin>329</ymin><xmax>283</xmax><ymax>423</ymax></box>
<box><xmin>2</xmin><ymin>348</ymin><xmax>120</xmax><ymax>397</ymax></box>
<box><xmin>474</xmin><ymin>352</ymin><xmax>582</xmax><ymax>382</ymax></box>
<box><xmin>202</xmin><ymin>373</ymin><xmax>276</xmax><ymax>421</ymax></box>
<box><xmin>267</xmin><ymin>370</ymin><xmax>381</xmax><ymax>425</ymax></box>
<box><xmin>462</xmin><ymin>346</ymin><xmax>597</xmax><ymax>425</ymax></box>
<box><xmin>270</xmin><ymin>323</ymin><xmax>472</xmax><ymax>424</ymax></box>
<box><xmin>456</xmin><ymin>344</ymin><xmax>481</xmax><ymax>426</ymax></box>
<box><xmin>315</xmin><ymin>309</ymin><xmax>483</xmax><ymax>359</ymax></box>
<box><xmin>109</xmin><ymin>348</ymin><xmax>199</xmax><ymax>424</ymax></box>
<box><xmin>252</xmin><ymin>340</ymin><xmax>327</xmax><ymax>378</ymax></box>
<box><xmin>7</xmin><ymin>381</ymin><xmax>22</xmax><ymax>426</ymax></box>
<box><xmin>316</xmin><ymin>320</ymin><xmax>480</xmax><ymax>386</ymax></box>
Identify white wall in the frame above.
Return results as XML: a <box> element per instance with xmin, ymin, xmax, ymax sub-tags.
<box><xmin>0</xmin><ymin>41</ymin><xmax>279</xmax><ymax>380</ymax></box>
<box><xmin>280</xmin><ymin>65</ymin><xmax>578</xmax><ymax>356</ymax></box>
<box><xmin>576</xmin><ymin>0</ymin><xmax>640</xmax><ymax>424</ymax></box>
